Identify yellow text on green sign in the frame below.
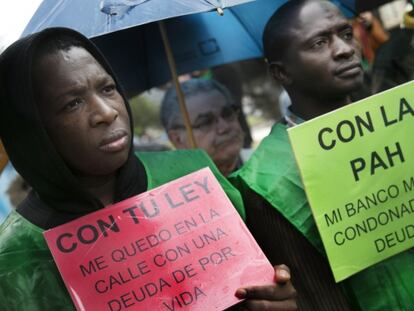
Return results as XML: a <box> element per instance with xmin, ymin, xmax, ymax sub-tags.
<box><xmin>288</xmin><ymin>81</ymin><xmax>414</xmax><ymax>282</ymax></box>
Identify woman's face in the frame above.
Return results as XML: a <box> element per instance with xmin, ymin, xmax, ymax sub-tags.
<box><xmin>33</xmin><ymin>46</ymin><xmax>131</xmax><ymax>177</ymax></box>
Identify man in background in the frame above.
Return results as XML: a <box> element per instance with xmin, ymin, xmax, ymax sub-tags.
<box><xmin>161</xmin><ymin>78</ymin><xmax>249</xmax><ymax>177</ymax></box>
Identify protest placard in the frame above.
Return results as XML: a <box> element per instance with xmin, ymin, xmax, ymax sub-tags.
<box><xmin>44</xmin><ymin>167</ymin><xmax>274</xmax><ymax>310</ymax></box>
<box><xmin>288</xmin><ymin>81</ymin><xmax>414</xmax><ymax>282</ymax></box>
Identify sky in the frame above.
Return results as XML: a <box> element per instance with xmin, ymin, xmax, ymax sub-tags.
<box><xmin>0</xmin><ymin>0</ymin><xmax>42</xmax><ymax>52</ymax></box>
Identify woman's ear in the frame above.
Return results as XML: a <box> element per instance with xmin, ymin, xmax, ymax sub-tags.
<box><xmin>269</xmin><ymin>61</ymin><xmax>292</xmax><ymax>85</ymax></box>
<box><xmin>167</xmin><ymin>130</ymin><xmax>188</xmax><ymax>149</ymax></box>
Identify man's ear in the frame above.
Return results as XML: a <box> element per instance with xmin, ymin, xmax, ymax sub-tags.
<box><xmin>269</xmin><ymin>61</ymin><xmax>292</xmax><ymax>85</ymax></box>
<box><xmin>168</xmin><ymin>130</ymin><xmax>188</xmax><ymax>149</ymax></box>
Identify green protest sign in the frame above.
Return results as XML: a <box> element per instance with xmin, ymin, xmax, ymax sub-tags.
<box><xmin>288</xmin><ymin>81</ymin><xmax>414</xmax><ymax>282</ymax></box>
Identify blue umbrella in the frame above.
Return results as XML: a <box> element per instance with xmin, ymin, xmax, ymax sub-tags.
<box><xmin>22</xmin><ymin>0</ymin><xmax>360</xmax><ymax>95</ymax></box>
<box><xmin>91</xmin><ymin>1</ymin><xmax>285</xmax><ymax>96</ymax></box>
<box><xmin>22</xmin><ymin>0</ymin><xmax>254</xmax><ymax>38</ymax></box>
<box><xmin>22</xmin><ymin>0</ymin><xmax>284</xmax><ymax>95</ymax></box>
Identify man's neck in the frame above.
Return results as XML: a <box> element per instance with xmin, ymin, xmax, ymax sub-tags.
<box><xmin>289</xmin><ymin>94</ymin><xmax>351</xmax><ymax>121</ymax></box>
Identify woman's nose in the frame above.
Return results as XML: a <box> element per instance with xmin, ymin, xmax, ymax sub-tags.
<box><xmin>89</xmin><ymin>95</ymin><xmax>118</xmax><ymax>127</ymax></box>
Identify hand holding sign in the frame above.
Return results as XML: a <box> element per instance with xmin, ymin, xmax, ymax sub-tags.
<box><xmin>236</xmin><ymin>265</ymin><xmax>297</xmax><ymax>311</ymax></box>
<box><xmin>44</xmin><ymin>168</ymin><xmax>282</xmax><ymax>311</ymax></box>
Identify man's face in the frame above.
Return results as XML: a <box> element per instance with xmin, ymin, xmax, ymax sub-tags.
<box><xmin>170</xmin><ymin>90</ymin><xmax>244</xmax><ymax>170</ymax></box>
<box><xmin>33</xmin><ymin>46</ymin><xmax>131</xmax><ymax>177</ymax></box>
<box><xmin>281</xmin><ymin>1</ymin><xmax>363</xmax><ymax>99</ymax></box>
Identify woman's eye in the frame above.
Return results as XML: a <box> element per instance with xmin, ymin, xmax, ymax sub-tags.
<box><xmin>63</xmin><ymin>98</ymin><xmax>83</xmax><ymax>112</ymax></box>
<box><xmin>102</xmin><ymin>84</ymin><xmax>116</xmax><ymax>94</ymax></box>
<box><xmin>342</xmin><ymin>31</ymin><xmax>353</xmax><ymax>41</ymax></box>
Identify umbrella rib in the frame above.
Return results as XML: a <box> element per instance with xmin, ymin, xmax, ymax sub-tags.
<box><xmin>229</xmin><ymin>8</ymin><xmax>262</xmax><ymax>51</ymax></box>
<box><xmin>204</xmin><ymin>0</ymin><xmax>223</xmax><ymax>9</ymax></box>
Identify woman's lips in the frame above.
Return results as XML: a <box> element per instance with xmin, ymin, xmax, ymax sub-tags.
<box><xmin>99</xmin><ymin>130</ymin><xmax>129</xmax><ymax>152</ymax></box>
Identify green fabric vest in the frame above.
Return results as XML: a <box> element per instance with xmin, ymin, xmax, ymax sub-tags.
<box><xmin>0</xmin><ymin>149</ymin><xmax>245</xmax><ymax>310</ymax></box>
<box><xmin>230</xmin><ymin>123</ymin><xmax>414</xmax><ymax>311</ymax></box>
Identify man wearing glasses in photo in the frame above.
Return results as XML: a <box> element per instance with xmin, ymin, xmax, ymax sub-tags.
<box><xmin>161</xmin><ymin>78</ymin><xmax>248</xmax><ymax>177</ymax></box>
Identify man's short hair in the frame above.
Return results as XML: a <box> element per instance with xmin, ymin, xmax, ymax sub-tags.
<box><xmin>263</xmin><ymin>0</ymin><xmax>310</xmax><ymax>63</ymax></box>
<box><xmin>160</xmin><ymin>78</ymin><xmax>234</xmax><ymax>131</ymax></box>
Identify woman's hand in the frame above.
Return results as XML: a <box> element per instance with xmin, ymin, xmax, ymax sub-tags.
<box><xmin>235</xmin><ymin>264</ymin><xmax>297</xmax><ymax>311</ymax></box>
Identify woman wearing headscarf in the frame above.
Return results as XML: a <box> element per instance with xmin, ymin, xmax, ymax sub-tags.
<box><xmin>0</xmin><ymin>28</ymin><xmax>296</xmax><ymax>310</ymax></box>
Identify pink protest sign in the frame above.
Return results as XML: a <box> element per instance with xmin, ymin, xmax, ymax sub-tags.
<box><xmin>44</xmin><ymin>168</ymin><xmax>274</xmax><ymax>311</ymax></box>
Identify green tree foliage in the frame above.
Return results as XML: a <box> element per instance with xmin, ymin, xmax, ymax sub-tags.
<box><xmin>129</xmin><ymin>95</ymin><xmax>161</xmax><ymax>136</ymax></box>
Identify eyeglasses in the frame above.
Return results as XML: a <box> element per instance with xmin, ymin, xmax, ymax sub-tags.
<box><xmin>172</xmin><ymin>105</ymin><xmax>240</xmax><ymax>133</ymax></box>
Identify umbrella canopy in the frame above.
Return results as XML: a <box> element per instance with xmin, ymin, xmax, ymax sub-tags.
<box><xmin>22</xmin><ymin>0</ymin><xmax>253</xmax><ymax>38</ymax></box>
<box><xmin>21</xmin><ymin>0</ymin><xmax>398</xmax><ymax>95</ymax></box>
<box><xmin>92</xmin><ymin>1</ymin><xmax>284</xmax><ymax>95</ymax></box>
<box><xmin>22</xmin><ymin>0</ymin><xmax>284</xmax><ymax>96</ymax></box>
<box><xmin>22</xmin><ymin>0</ymin><xmax>371</xmax><ymax>95</ymax></box>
